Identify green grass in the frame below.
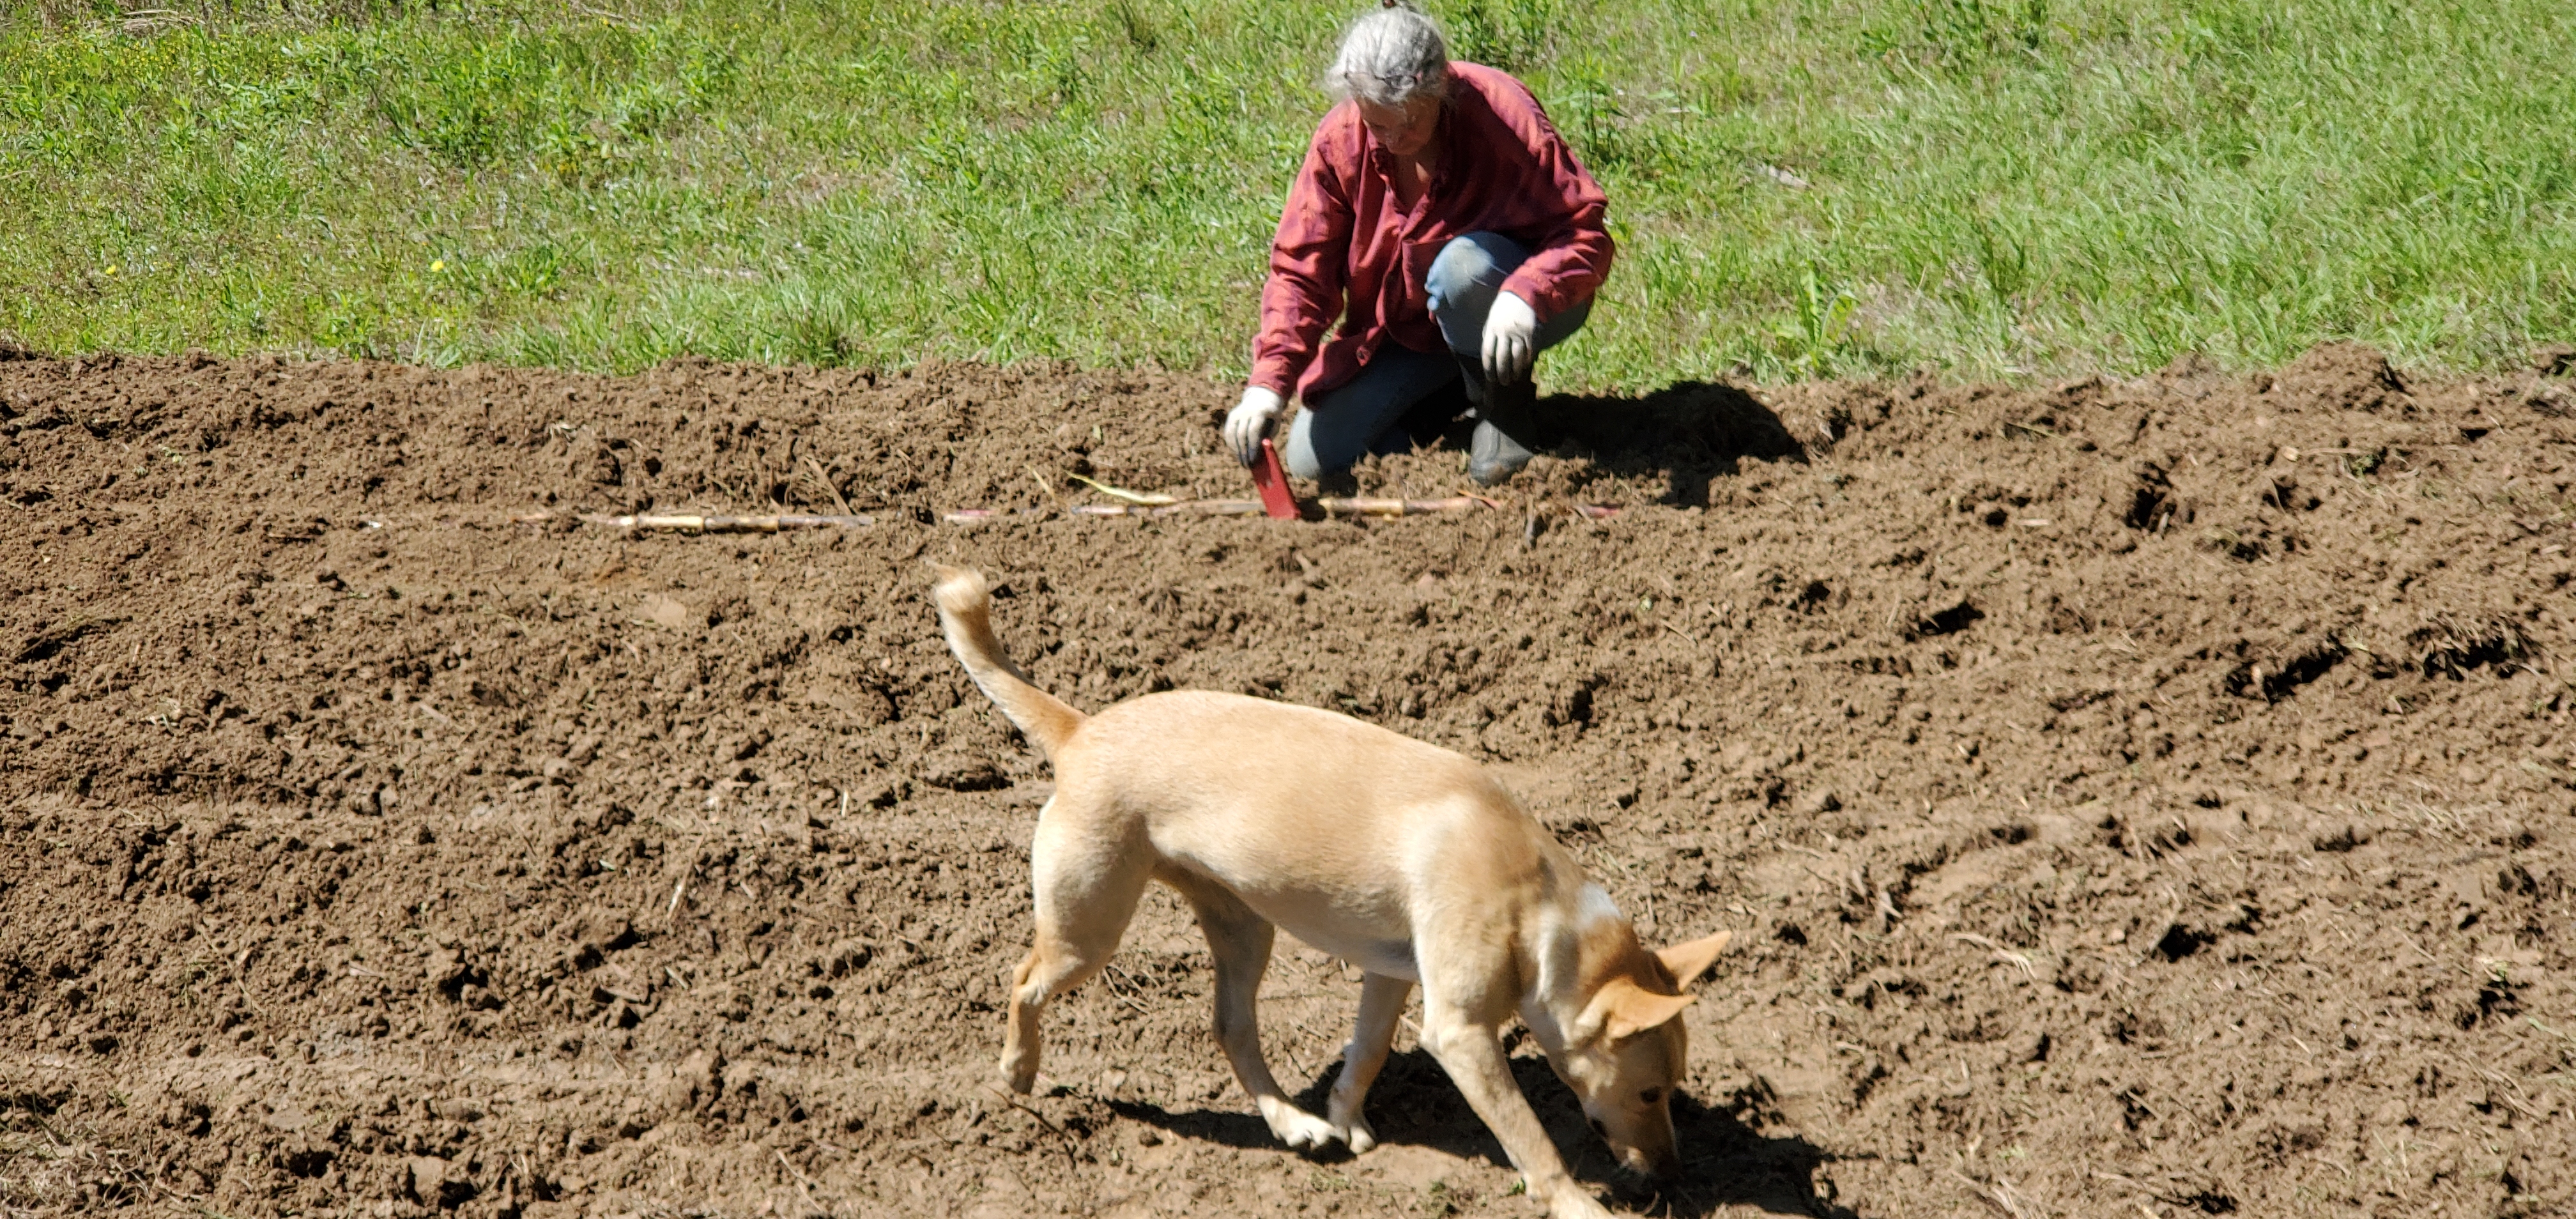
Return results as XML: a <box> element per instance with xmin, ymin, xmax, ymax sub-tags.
<box><xmin>3</xmin><ymin>0</ymin><xmax>2573</xmax><ymax>387</ymax></box>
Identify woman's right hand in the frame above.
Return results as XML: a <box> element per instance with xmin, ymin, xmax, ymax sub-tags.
<box><xmin>1224</xmin><ymin>386</ymin><xmax>1285</xmax><ymax>466</ymax></box>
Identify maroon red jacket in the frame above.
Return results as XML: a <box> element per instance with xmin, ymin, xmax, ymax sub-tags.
<box><xmin>1250</xmin><ymin>62</ymin><xmax>1614</xmax><ymax>402</ymax></box>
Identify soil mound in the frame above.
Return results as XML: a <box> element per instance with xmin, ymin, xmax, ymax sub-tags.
<box><xmin>2</xmin><ymin>346</ymin><xmax>2570</xmax><ymax>1217</ymax></box>
<box><xmin>2272</xmin><ymin>341</ymin><xmax>2414</xmax><ymax>415</ymax></box>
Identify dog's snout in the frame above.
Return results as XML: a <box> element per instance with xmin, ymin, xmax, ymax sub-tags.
<box><xmin>1616</xmin><ymin>1144</ymin><xmax>1680</xmax><ymax>1181</ymax></box>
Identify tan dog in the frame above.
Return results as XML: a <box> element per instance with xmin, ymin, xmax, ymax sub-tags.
<box><xmin>933</xmin><ymin>567</ymin><xmax>1729</xmax><ymax>1218</ymax></box>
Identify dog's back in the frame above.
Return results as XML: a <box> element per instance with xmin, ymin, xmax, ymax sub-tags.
<box><xmin>1072</xmin><ymin>687</ymin><xmax>1503</xmax><ymax>834</ymax></box>
<box><xmin>1064</xmin><ymin>689</ymin><xmax>1571</xmax><ymax>973</ymax></box>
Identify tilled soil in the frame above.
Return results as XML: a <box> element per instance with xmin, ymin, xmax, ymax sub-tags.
<box><xmin>1</xmin><ymin>344</ymin><xmax>2571</xmax><ymax>1218</ymax></box>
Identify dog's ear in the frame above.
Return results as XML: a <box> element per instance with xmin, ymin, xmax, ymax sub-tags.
<box><xmin>1583</xmin><ymin>976</ymin><xmax>1696</xmax><ymax>1043</ymax></box>
<box><xmin>1654</xmin><ymin>931</ymin><xmax>1733</xmax><ymax>990</ymax></box>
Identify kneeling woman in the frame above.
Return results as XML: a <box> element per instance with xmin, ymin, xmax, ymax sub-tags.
<box><xmin>1222</xmin><ymin>3</ymin><xmax>1614</xmax><ymax>487</ymax></box>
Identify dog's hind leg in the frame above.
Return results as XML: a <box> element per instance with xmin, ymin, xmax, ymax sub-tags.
<box><xmin>1001</xmin><ymin>809</ymin><xmax>1152</xmax><ymax>1094</ymax></box>
<box><xmin>1326</xmin><ymin>972</ymin><xmax>1411</xmax><ymax>1153</ymax></box>
<box><xmin>1163</xmin><ymin>872</ymin><xmax>1342</xmax><ymax>1151</ymax></box>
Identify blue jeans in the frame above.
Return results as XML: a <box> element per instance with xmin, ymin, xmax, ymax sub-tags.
<box><xmin>1283</xmin><ymin>231</ymin><xmax>1593</xmax><ymax>480</ymax></box>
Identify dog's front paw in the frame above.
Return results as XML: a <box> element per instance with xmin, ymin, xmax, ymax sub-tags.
<box><xmin>997</xmin><ymin>1055</ymin><xmax>1039</xmax><ymax>1095</ymax></box>
<box><xmin>1259</xmin><ymin>1102</ymin><xmax>1343</xmax><ymax>1152</ymax></box>
<box><xmin>1326</xmin><ymin>1095</ymin><xmax>1377</xmax><ymax>1154</ymax></box>
<box><xmin>1540</xmin><ymin>1183</ymin><xmax>1616</xmax><ymax>1219</ymax></box>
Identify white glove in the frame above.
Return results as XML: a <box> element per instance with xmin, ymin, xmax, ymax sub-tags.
<box><xmin>1482</xmin><ymin>290</ymin><xmax>1538</xmax><ymax>386</ymax></box>
<box><xmin>1223</xmin><ymin>386</ymin><xmax>1285</xmax><ymax>466</ymax></box>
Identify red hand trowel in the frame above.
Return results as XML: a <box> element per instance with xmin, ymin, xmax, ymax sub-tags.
<box><xmin>1250</xmin><ymin>438</ymin><xmax>1301</xmax><ymax>519</ymax></box>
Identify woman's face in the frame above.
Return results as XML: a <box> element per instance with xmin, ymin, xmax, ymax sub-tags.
<box><xmin>1355</xmin><ymin>94</ymin><xmax>1441</xmax><ymax>158</ymax></box>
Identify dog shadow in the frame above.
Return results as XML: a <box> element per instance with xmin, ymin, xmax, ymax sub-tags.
<box><xmin>1107</xmin><ymin>1047</ymin><xmax>1859</xmax><ymax>1218</ymax></box>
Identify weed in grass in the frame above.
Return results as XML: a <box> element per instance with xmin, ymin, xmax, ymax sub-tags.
<box><xmin>1445</xmin><ymin>0</ymin><xmax>1563</xmax><ymax>73</ymax></box>
<box><xmin>1777</xmin><ymin>266</ymin><xmax>1864</xmax><ymax>377</ymax></box>
<box><xmin>1886</xmin><ymin>0</ymin><xmax>2053</xmax><ymax>66</ymax></box>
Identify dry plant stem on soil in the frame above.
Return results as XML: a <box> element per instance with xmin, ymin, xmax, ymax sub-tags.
<box><xmin>1315</xmin><ymin>496</ymin><xmax>1498</xmax><ymax>517</ymax></box>
<box><xmin>566</xmin><ymin>512</ymin><xmax>876</xmax><ymax>533</ymax></box>
<box><xmin>1065</xmin><ymin>473</ymin><xmax>1178</xmax><ymax>505</ymax></box>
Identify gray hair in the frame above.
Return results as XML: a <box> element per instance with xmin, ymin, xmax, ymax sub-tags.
<box><xmin>1329</xmin><ymin>6</ymin><xmax>1450</xmax><ymax>109</ymax></box>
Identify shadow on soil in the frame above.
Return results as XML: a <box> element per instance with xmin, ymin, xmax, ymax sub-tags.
<box><xmin>1375</xmin><ymin>378</ymin><xmax>1805</xmax><ymax>507</ymax></box>
<box><xmin>1108</xmin><ymin>1046</ymin><xmax>1858</xmax><ymax>1218</ymax></box>
<box><xmin>1541</xmin><ymin>379</ymin><xmax>1808</xmax><ymax>508</ymax></box>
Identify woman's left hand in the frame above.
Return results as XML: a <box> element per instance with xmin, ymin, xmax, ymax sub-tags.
<box><xmin>1483</xmin><ymin>291</ymin><xmax>1537</xmax><ymax>385</ymax></box>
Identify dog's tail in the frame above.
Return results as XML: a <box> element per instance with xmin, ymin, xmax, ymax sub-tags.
<box><xmin>930</xmin><ymin>565</ymin><xmax>1085</xmax><ymax>760</ymax></box>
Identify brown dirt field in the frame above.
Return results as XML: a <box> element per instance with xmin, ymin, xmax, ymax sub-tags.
<box><xmin>1</xmin><ymin>344</ymin><xmax>2572</xmax><ymax>1219</ymax></box>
